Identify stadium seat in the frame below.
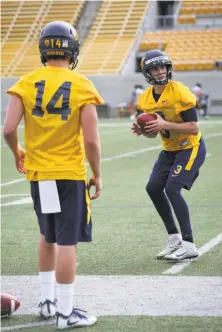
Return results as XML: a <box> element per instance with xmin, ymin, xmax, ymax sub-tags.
<box><xmin>139</xmin><ymin>29</ymin><xmax>221</xmax><ymax>71</ymax></box>
<box><xmin>2</xmin><ymin>1</ymin><xmax>86</xmax><ymax>77</ymax></box>
<box><xmin>77</xmin><ymin>0</ymin><xmax>149</xmax><ymax>74</ymax></box>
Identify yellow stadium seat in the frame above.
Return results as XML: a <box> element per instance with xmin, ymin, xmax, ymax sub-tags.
<box><xmin>139</xmin><ymin>29</ymin><xmax>221</xmax><ymax>71</ymax></box>
<box><xmin>177</xmin><ymin>15</ymin><xmax>196</xmax><ymax>24</ymax></box>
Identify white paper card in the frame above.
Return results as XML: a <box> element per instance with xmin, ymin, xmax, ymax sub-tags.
<box><xmin>38</xmin><ymin>180</ymin><xmax>61</xmax><ymax>214</ymax></box>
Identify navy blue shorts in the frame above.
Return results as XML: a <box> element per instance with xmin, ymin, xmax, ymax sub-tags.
<box><xmin>30</xmin><ymin>180</ymin><xmax>92</xmax><ymax>245</ymax></box>
<box><xmin>148</xmin><ymin>138</ymin><xmax>206</xmax><ymax>190</ymax></box>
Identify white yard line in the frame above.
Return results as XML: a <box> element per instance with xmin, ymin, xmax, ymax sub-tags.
<box><xmin>0</xmin><ymin>150</ymin><xmax>211</xmax><ymax>203</ymax></box>
<box><xmin>1</xmin><ymin>321</ymin><xmax>55</xmax><ymax>331</ymax></box>
<box><xmin>1</xmin><ymin>275</ymin><xmax>222</xmax><ymax>323</ymax></box>
<box><xmin>0</xmin><ymin>120</ymin><xmax>222</xmax><ymax>131</ymax></box>
<box><xmin>1</xmin><ymin>194</ymin><xmax>30</xmax><ymax>198</ymax></box>
<box><xmin>0</xmin><ymin>150</ymin><xmax>211</xmax><ymax>206</ymax></box>
<box><xmin>0</xmin><ymin>129</ymin><xmax>131</xmax><ymax>147</ymax></box>
<box><xmin>1</xmin><ymin>131</ymin><xmax>132</xmax><ymax>147</ymax></box>
<box><xmin>97</xmin><ymin>121</ymin><xmax>222</xmax><ymax>127</ymax></box>
<box><xmin>10</xmin><ymin>120</ymin><xmax>222</xmax><ymax>129</ymax></box>
<box><xmin>101</xmin><ymin>145</ymin><xmax>162</xmax><ymax>162</ymax></box>
<box><xmin>1</xmin><ymin>197</ymin><xmax>32</xmax><ymax>206</ymax></box>
<box><xmin>99</xmin><ymin>129</ymin><xmax>129</xmax><ymax>135</ymax></box>
<box><xmin>0</xmin><ymin>179</ymin><xmax>26</xmax><ymax>187</ymax></box>
<box><xmin>205</xmin><ymin>132</ymin><xmax>222</xmax><ymax>138</ymax></box>
<box><xmin>1</xmin><ymin>132</ymin><xmax>220</xmax><ymax>188</ymax></box>
<box><xmin>163</xmin><ymin>234</ymin><xmax>222</xmax><ymax>275</ymax></box>
<box><xmin>0</xmin><ymin>145</ymin><xmax>162</xmax><ymax>188</ymax></box>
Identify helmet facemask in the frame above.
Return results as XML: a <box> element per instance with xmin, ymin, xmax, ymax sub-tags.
<box><xmin>141</xmin><ymin>53</ymin><xmax>173</xmax><ymax>85</ymax></box>
<box><xmin>142</xmin><ymin>63</ymin><xmax>172</xmax><ymax>85</ymax></box>
<box><xmin>69</xmin><ymin>45</ymin><xmax>79</xmax><ymax>70</ymax></box>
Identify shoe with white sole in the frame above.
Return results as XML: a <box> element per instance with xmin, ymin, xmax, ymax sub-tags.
<box><xmin>56</xmin><ymin>308</ymin><xmax>97</xmax><ymax>329</ymax></box>
<box><xmin>165</xmin><ymin>241</ymin><xmax>198</xmax><ymax>261</ymax></box>
<box><xmin>39</xmin><ymin>299</ymin><xmax>57</xmax><ymax>319</ymax></box>
<box><xmin>156</xmin><ymin>233</ymin><xmax>182</xmax><ymax>260</ymax></box>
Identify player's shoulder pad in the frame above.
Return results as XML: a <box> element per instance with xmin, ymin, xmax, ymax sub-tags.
<box><xmin>170</xmin><ymin>80</ymin><xmax>187</xmax><ymax>90</ymax></box>
<box><xmin>173</xmin><ymin>81</ymin><xmax>196</xmax><ymax>108</ymax></box>
<box><xmin>16</xmin><ymin>67</ymin><xmax>49</xmax><ymax>85</ymax></box>
<box><xmin>71</xmin><ymin>71</ymin><xmax>95</xmax><ymax>87</ymax></box>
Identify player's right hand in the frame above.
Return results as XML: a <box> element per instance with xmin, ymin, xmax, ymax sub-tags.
<box><xmin>88</xmin><ymin>176</ymin><xmax>102</xmax><ymax>200</ymax></box>
<box><xmin>14</xmin><ymin>147</ymin><xmax>26</xmax><ymax>174</ymax></box>
<box><xmin>131</xmin><ymin>122</ymin><xmax>142</xmax><ymax>136</ymax></box>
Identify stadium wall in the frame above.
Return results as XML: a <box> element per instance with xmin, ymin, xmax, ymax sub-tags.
<box><xmin>1</xmin><ymin>71</ymin><xmax>222</xmax><ymax>120</ymax></box>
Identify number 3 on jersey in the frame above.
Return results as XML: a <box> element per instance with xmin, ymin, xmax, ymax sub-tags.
<box><xmin>32</xmin><ymin>80</ymin><xmax>72</xmax><ymax>121</ymax></box>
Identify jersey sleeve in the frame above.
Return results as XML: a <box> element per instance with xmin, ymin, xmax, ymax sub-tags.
<box><xmin>6</xmin><ymin>78</ymin><xmax>28</xmax><ymax>99</ymax></box>
<box><xmin>78</xmin><ymin>79</ymin><xmax>104</xmax><ymax>108</ymax></box>
<box><xmin>177</xmin><ymin>83</ymin><xmax>197</xmax><ymax>113</ymax></box>
<box><xmin>180</xmin><ymin>108</ymin><xmax>198</xmax><ymax>122</ymax></box>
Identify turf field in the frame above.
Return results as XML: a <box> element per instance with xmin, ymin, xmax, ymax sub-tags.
<box><xmin>1</xmin><ymin>118</ymin><xmax>222</xmax><ymax>331</ymax></box>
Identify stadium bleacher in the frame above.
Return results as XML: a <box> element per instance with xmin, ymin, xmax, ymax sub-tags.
<box><xmin>77</xmin><ymin>0</ymin><xmax>149</xmax><ymax>74</ymax></box>
<box><xmin>1</xmin><ymin>0</ymin><xmax>221</xmax><ymax>76</ymax></box>
<box><xmin>139</xmin><ymin>29</ymin><xmax>222</xmax><ymax>71</ymax></box>
<box><xmin>178</xmin><ymin>0</ymin><xmax>222</xmax><ymax>24</ymax></box>
<box><xmin>1</xmin><ymin>1</ymin><xmax>85</xmax><ymax>77</ymax></box>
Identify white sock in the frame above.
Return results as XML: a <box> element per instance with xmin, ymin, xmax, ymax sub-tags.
<box><xmin>57</xmin><ymin>282</ymin><xmax>74</xmax><ymax>316</ymax></box>
<box><xmin>39</xmin><ymin>271</ymin><xmax>55</xmax><ymax>302</ymax></box>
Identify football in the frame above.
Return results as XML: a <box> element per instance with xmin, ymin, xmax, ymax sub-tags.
<box><xmin>1</xmin><ymin>293</ymin><xmax>21</xmax><ymax>318</ymax></box>
<box><xmin>137</xmin><ymin>113</ymin><xmax>157</xmax><ymax>131</ymax></box>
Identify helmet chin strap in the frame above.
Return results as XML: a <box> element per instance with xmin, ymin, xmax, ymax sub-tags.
<box><xmin>153</xmin><ymin>78</ymin><xmax>168</xmax><ymax>85</ymax></box>
<box><xmin>152</xmin><ymin>72</ymin><xmax>167</xmax><ymax>85</ymax></box>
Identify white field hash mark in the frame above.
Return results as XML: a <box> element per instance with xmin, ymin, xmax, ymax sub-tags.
<box><xmin>163</xmin><ymin>233</ymin><xmax>222</xmax><ymax>275</ymax></box>
<box><xmin>0</xmin><ymin>152</ymin><xmax>214</xmax><ymax>206</ymax></box>
<box><xmin>1</xmin><ymin>130</ymin><xmax>220</xmax><ymax>189</ymax></box>
<box><xmin>1</xmin><ymin>320</ymin><xmax>55</xmax><ymax>331</ymax></box>
<box><xmin>0</xmin><ymin>150</ymin><xmax>213</xmax><ymax>197</ymax></box>
<box><xmin>1</xmin><ymin>144</ymin><xmax>162</xmax><ymax>188</ymax></box>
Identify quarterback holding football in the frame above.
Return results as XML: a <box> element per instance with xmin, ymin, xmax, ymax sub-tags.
<box><xmin>131</xmin><ymin>49</ymin><xmax>206</xmax><ymax>261</ymax></box>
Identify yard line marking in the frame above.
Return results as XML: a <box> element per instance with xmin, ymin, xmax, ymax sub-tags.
<box><xmin>1</xmin><ymin>197</ymin><xmax>32</xmax><ymax>206</ymax></box>
<box><xmin>1</xmin><ymin>194</ymin><xmax>30</xmax><ymax>198</ymax></box>
<box><xmin>99</xmin><ymin>129</ymin><xmax>129</xmax><ymax>135</ymax></box>
<box><xmin>0</xmin><ymin>129</ymin><xmax>131</xmax><ymax>144</ymax></box>
<box><xmin>1</xmin><ymin>275</ymin><xmax>222</xmax><ymax>322</ymax></box>
<box><xmin>0</xmin><ymin>145</ymin><xmax>162</xmax><ymax>189</ymax></box>
<box><xmin>0</xmin><ymin>179</ymin><xmax>26</xmax><ymax>187</ymax></box>
<box><xmin>1</xmin><ymin>132</ymin><xmax>221</xmax><ymax>188</ymax></box>
<box><xmin>101</xmin><ymin>145</ymin><xmax>162</xmax><ymax>162</ymax></box>
<box><xmin>1</xmin><ymin>120</ymin><xmax>222</xmax><ymax>130</ymax></box>
<box><xmin>163</xmin><ymin>233</ymin><xmax>222</xmax><ymax>275</ymax></box>
<box><xmin>97</xmin><ymin>121</ymin><xmax>222</xmax><ymax>127</ymax></box>
<box><xmin>1</xmin><ymin>320</ymin><xmax>55</xmax><ymax>331</ymax></box>
<box><xmin>205</xmin><ymin>132</ymin><xmax>222</xmax><ymax>138</ymax></box>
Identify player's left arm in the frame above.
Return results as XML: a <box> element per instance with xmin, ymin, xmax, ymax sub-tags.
<box><xmin>145</xmin><ymin>108</ymin><xmax>199</xmax><ymax>135</ymax></box>
<box><xmin>3</xmin><ymin>94</ymin><xmax>26</xmax><ymax>173</ymax></box>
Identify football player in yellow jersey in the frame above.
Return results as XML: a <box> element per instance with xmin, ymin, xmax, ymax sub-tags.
<box><xmin>131</xmin><ymin>49</ymin><xmax>206</xmax><ymax>261</ymax></box>
<box><xmin>3</xmin><ymin>21</ymin><xmax>104</xmax><ymax>329</ymax></box>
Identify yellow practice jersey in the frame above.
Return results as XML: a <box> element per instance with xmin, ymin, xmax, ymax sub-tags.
<box><xmin>137</xmin><ymin>81</ymin><xmax>201</xmax><ymax>151</ymax></box>
<box><xmin>7</xmin><ymin>66</ymin><xmax>104</xmax><ymax>181</ymax></box>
